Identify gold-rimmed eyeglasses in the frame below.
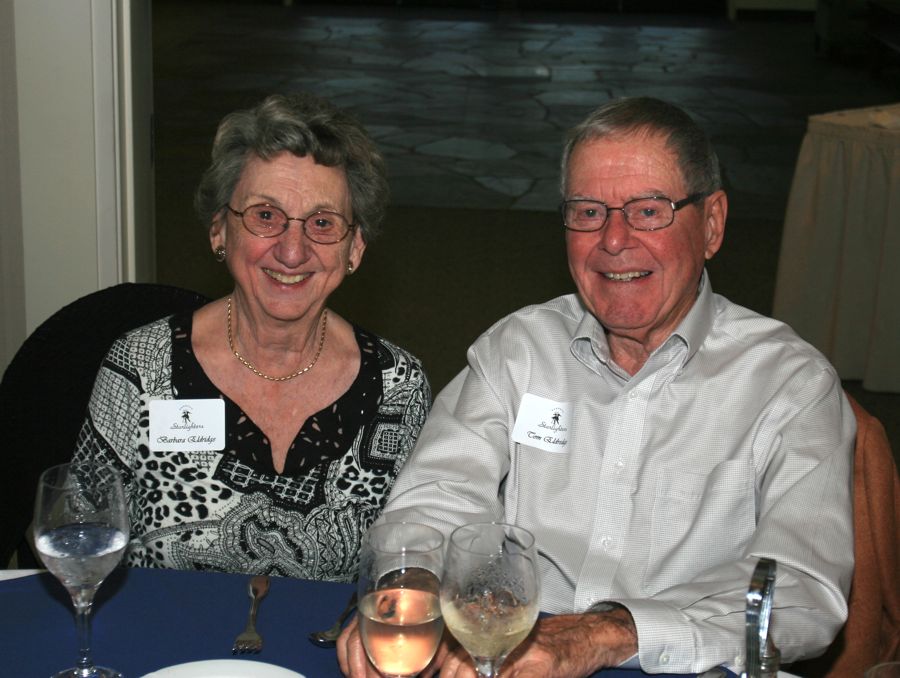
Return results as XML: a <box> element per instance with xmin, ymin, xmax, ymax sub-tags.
<box><xmin>226</xmin><ymin>204</ymin><xmax>355</xmax><ymax>244</ymax></box>
<box><xmin>561</xmin><ymin>193</ymin><xmax>708</xmax><ymax>233</ymax></box>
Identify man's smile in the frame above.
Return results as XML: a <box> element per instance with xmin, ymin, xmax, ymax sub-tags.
<box><xmin>602</xmin><ymin>271</ymin><xmax>651</xmax><ymax>281</ymax></box>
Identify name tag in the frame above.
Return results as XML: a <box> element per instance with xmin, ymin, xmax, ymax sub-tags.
<box><xmin>511</xmin><ymin>393</ymin><xmax>571</xmax><ymax>454</ymax></box>
<box><xmin>149</xmin><ymin>399</ymin><xmax>225</xmax><ymax>451</ymax></box>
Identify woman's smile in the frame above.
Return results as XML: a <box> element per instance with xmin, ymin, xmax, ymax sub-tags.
<box><xmin>263</xmin><ymin>268</ymin><xmax>312</xmax><ymax>285</ymax></box>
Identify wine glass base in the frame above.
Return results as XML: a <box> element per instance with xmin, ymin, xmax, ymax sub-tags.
<box><xmin>51</xmin><ymin>667</ymin><xmax>123</xmax><ymax>678</ymax></box>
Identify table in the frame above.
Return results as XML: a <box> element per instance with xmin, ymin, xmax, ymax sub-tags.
<box><xmin>773</xmin><ymin>103</ymin><xmax>900</xmax><ymax>393</ymax></box>
<box><xmin>1</xmin><ymin>567</ymin><xmax>733</xmax><ymax>677</ymax></box>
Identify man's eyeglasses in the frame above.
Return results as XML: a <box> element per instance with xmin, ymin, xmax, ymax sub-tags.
<box><xmin>226</xmin><ymin>204</ymin><xmax>355</xmax><ymax>244</ymax></box>
<box><xmin>560</xmin><ymin>193</ymin><xmax>708</xmax><ymax>233</ymax></box>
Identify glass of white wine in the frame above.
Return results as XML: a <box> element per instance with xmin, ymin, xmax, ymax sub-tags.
<box><xmin>357</xmin><ymin>522</ymin><xmax>445</xmax><ymax>678</ymax></box>
<box><xmin>440</xmin><ymin>522</ymin><xmax>540</xmax><ymax>678</ymax></box>
<box><xmin>33</xmin><ymin>461</ymin><xmax>130</xmax><ymax>678</ymax></box>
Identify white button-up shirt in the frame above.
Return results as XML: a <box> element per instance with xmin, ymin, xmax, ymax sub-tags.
<box><xmin>383</xmin><ymin>272</ymin><xmax>855</xmax><ymax>674</ymax></box>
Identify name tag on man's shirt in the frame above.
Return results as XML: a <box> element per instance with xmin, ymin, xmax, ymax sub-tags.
<box><xmin>149</xmin><ymin>399</ymin><xmax>225</xmax><ymax>451</ymax></box>
<box><xmin>512</xmin><ymin>393</ymin><xmax>571</xmax><ymax>454</ymax></box>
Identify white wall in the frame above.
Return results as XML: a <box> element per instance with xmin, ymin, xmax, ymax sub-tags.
<box><xmin>0</xmin><ymin>0</ymin><xmax>26</xmax><ymax>375</ymax></box>
<box><xmin>0</xmin><ymin>0</ymin><xmax>154</xmax><ymax>374</ymax></box>
<box><xmin>120</xmin><ymin>0</ymin><xmax>157</xmax><ymax>287</ymax></box>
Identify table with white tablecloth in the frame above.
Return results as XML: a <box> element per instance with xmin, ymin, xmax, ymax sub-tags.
<box><xmin>773</xmin><ymin>103</ymin><xmax>900</xmax><ymax>393</ymax></box>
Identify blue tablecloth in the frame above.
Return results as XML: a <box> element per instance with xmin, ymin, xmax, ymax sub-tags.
<box><xmin>1</xmin><ymin>567</ymin><xmax>729</xmax><ymax>677</ymax></box>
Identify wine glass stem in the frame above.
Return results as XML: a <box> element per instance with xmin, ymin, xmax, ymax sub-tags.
<box><xmin>474</xmin><ymin>659</ymin><xmax>500</xmax><ymax>678</ymax></box>
<box><xmin>73</xmin><ymin>596</ymin><xmax>97</xmax><ymax>674</ymax></box>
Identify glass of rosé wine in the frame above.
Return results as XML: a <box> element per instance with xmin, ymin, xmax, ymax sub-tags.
<box><xmin>357</xmin><ymin>522</ymin><xmax>445</xmax><ymax>678</ymax></box>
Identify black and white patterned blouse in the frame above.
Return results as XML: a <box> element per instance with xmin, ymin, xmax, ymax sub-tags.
<box><xmin>74</xmin><ymin>313</ymin><xmax>431</xmax><ymax>581</ymax></box>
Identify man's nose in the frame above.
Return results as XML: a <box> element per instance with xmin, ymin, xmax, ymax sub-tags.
<box><xmin>597</xmin><ymin>208</ymin><xmax>632</xmax><ymax>253</ymax></box>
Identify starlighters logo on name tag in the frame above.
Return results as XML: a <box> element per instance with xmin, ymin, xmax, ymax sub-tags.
<box><xmin>149</xmin><ymin>399</ymin><xmax>225</xmax><ymax>451</ymax></box>
<box><xmin>511</xmin><ymin>393</ymin><xmax>571</xmax><ymax>454</ymax></box>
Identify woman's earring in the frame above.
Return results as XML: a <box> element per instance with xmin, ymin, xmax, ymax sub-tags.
<box><xmin>214</xmin><ymin>246</ymin><xmax>226</xmax><ymax>262</ymax></box>
<box><xmin>346</xmin><ymin>262</ymin><xmax>354</xmax><ymax>275</ymax></box>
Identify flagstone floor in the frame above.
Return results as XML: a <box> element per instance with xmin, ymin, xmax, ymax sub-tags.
<box><xmin>153</xmin><ymin>1</ymin><xmax>898</xmax><ymax>223</ymax></box>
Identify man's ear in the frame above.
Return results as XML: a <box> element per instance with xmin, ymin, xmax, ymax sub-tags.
<box><xmin>703</xmin><ymin>190</ymin><xmax>727</xmax><ymax>260</ymax></box>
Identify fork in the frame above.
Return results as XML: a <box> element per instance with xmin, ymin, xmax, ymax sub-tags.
<box><xmin>308</xmin><ymin>591</ymin><xmax>358</xmax><ymax>648</ymax></box>
<box><xmin>232</xmin><ymin>574</ymin><xmax>270</xmax><ymax>654</ymax></box>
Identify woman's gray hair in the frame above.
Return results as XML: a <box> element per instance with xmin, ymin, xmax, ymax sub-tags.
<box><xmin>560</xmin><ymin>97</ymin><xmax>721</xmax><ymax>198</ymax></box>
<box><xmin>194</xmin><ymin>93</ymin><xmax>389</xmax><ymax>243</ymax></box>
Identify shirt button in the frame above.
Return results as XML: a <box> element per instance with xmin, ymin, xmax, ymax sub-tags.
<box><xmin>628</xmin><ymin>390</ymin><xmax>637</xmax><ymax>400</ymax></box>
<box><xmin>659</xmin><ymin>652</ymin><xmax>670</xmax><ymax>664</ymax></box>
<box><xmin>600</xmin><ymin>536</ymin><xmax>612</xmax><ymax>550</ymax></box>
<box><xmin>615</xmin><ymin>459</ymin><xmax>625</xmax><ymax>471</ymax></box>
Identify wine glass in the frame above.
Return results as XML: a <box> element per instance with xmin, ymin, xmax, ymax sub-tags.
<box><xmin>440</xmin><ymin>522</ymin><xmax>540</xmax><ymax>678</ymax></box>
<box><xmin>357</xmin><ymin>522</ymin><xmax>445</xmax><ymax>678</ymax></box>
<box><xmin>33</xmin><ymin>461</ymin><xmax>130</xmax><ymax>678</ymax></box>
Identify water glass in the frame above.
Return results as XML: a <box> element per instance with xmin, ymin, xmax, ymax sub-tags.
<box><xmin>33</xmin><ymin>461</ymin><xmax>129</xmax><ymax>678</ymax></box>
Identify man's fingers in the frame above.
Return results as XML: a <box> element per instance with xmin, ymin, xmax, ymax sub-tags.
<box><xmin>439</xmin><ymin>645</ymin><xmax>479</xmax><ymax>678</ymax></box>
<box><xmin>336</xmin><ymin>615</ymin><xmax>373</xmax><ymax>677</ymax></box>
<box><xmin>335</xmin><ymin>614</ymin><xmax>356</xmax><ymax>675</ymax></box>
<box><xmin>419</xmin><ymin>636</ymin><xmax>452</xmax><ymax>678</ymax></box>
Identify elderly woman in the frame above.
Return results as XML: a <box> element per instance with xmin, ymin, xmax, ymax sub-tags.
<box><xmin>73</xmin><ymin>93</ymin><xmax>431</xmax><ymax>581</ymax></box>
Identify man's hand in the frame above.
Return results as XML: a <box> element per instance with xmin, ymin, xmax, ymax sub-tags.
<box><xmin>337</xmin><ymin>615</ymin><xmax>383</xmax><ymax>678</ymax></box>
<box><xmin>435</xmin><ymin>609</ymin><xmax>639</xmax><ymax>678</ymax></box>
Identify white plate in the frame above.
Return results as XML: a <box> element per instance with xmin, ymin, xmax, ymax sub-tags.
<box><xmin>142</xmin><ymin>659</ymin><xmax>304</xmax><ymax>678</ymax></box>
<box><xmin>0</xmin><ymin>568</ymin><xmax>43</xmax><ymax>581</ymax></box>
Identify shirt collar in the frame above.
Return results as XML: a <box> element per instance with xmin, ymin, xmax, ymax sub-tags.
<box><xmin>670</xmin><ymin>268</ymin><xmax>714</xmax><ymax>368</ymax></box>
<box><xmin>571</xmin><ymin>268</ymin><xmax>715</xmax><ymax>374</ymax></box>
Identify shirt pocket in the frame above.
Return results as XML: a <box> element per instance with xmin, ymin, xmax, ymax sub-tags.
<box><xmin>641</xmin><ymin>459</ymin><xmax>755</xmax><ymax>595</ymax></box>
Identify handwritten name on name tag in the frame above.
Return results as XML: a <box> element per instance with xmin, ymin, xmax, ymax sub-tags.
<box><xmin>149</xmin><ymin>399</ymin><xmax>225</xmax><ymax>451</ymax></box>
<box><xmin>511</xmin><ymin>393</ymin><xmax>571</xmax><ymax>454</ymax></box>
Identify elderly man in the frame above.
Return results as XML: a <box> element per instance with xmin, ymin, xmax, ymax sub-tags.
<box><xmin>339</xmin><ymin>97</ymin><xmax>855</xmax><ymax>677</ymax></box>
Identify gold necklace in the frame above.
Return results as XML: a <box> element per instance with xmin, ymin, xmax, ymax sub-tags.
<box><xmin>226</xmin><ymin>297</ymin><xmax>327</xmax><ymax>382</ymax></box>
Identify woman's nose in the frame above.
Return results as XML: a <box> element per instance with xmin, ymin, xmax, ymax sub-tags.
<box><xmin>274</xmin><ymin>220</ymin><xmax>310</xmax><ymax>264</ymax></box>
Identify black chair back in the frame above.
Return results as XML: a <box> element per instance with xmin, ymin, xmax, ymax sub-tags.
<box><xmin>0</xmin><ymin>283</ymin><xmax>210</xmax><ymax>566</ymax></box>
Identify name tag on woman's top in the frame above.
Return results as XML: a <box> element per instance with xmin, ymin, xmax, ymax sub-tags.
<box><xmin>149</xmin><ymin>399</ymin><xmax>225</xmax><ymax>451</ymax></box>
